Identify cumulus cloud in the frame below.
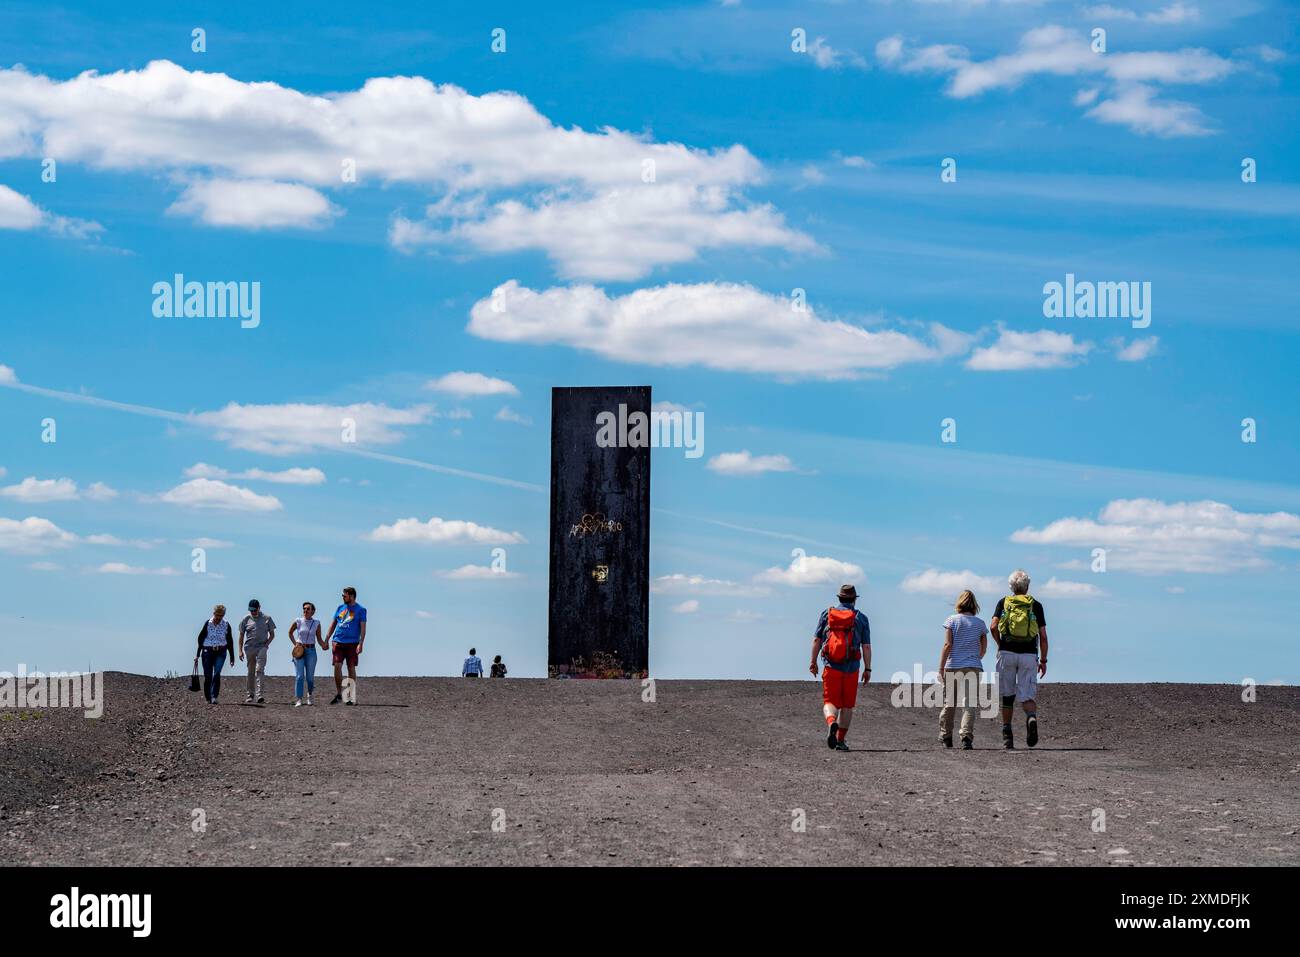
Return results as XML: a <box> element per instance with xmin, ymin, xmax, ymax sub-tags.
<box><xmin>167</xmin><ymin>178</ymin><xmax>338</xmax><ymax>229</ymax></box>
<box><xmin>368</xmin><ymin>516</ymin><xmax>526</xmax><ymax>546</ymax></box>
<box><xmin>1</xmin><ymin>477</ymin><xmax>79</xmax><ymax>502</ymax></box>
<box><xmin>1011</xmin><ymin>498</ymin><xmax>1300</xmax><ymax>574</ymax></box>
<box><xmin>1113</xmin><ymin>336</ymin><xmax>1159</xmax><ymax>361</ymax></box>
<box><xmin>469</xmin><ymin>281</ymin><xmax>966</xmax><ymax>379</ymax></box>
<box><xmin>494</xmin><ymin>406</ymin><xmax>533</xmax><ymax>426</ymax></box>
<box><xmin>435</xmin><ymin>564</ymin><xmax>520</xmax><ymax>580</ymax></box>
<box><xmin>191</xmin><ymin>402</ymin><xmax>433</xmax><ymax>455</ymax></box>
<box><xmin>184</xmin><ymin>462</ymin><xmax>326</xmax><ymax>485</ymax></box>
<box><xmin>157</xmin><ymin>478</ymin><xmax>283</xmax><ymax>512</ymax></box>
<box><xmin>706</xmin><ymin>451</ymin><xmax>798</xmax><ymax>476</ymax></box>
<box><xmin>0</xmin><ymin>364</ymin><xmax>16</xmax><ymax>385</ymax></box>
<box><xmin>876</xmin><ymin>25</ymin><xmax>1232</xmax><ymax>136</ymax></box>
<box><xmin>966</xmin><ymin>329</ymin><xmax>1091</xmax><ymax>371</ymax></box>
<box><xmin>1082</xmin><ymin>4</ymin><xmax>1200</xmax><ymax>24</ymax></box>
<box><xmin>0</xmin><ymin>516</ymin><xmax>79</xmax><ymax>553</ymax></box>
<box><xmin>754</xmin><ymin>553</ymin><xmax>864</xmax><ymax>587</ymax></box>
<box><xmin>0</xmin><ymin>60</ymin><xmax>809</xmax><ymax>277</ymax></box>
<box><xmin>0</xmin><ymin>183</ymin><xmax>101</xmax><ymax>237</ymax></box>
<box><xmin>672</xmin><ymin>599</ymin><xmax>700</xmax><ymax>614</ymax></box>
<box><xmin>651</xmin><ymin>573</ymin><xmax>768</xmax><ymax>596</ymax></box>
<box><xmin>806</xmin><ymin>37</ymin><xmax>868</xmax><ymax>71</ymax></box>
<box><xmin>425</xmin><ymin>371</ymin><xmax>519</xmax><ymax>398</ymax></box>
<box><xmin>93</xmin><ymin>562</ymin><xmax>181</xmax><ymax>576</ymax></box>
<box><xmin>900</xmin><ymin>567</ymin><xmax>1100</xmax><ymax>599</ymax></box>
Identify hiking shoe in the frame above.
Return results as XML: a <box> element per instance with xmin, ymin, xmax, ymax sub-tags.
<box><xmin>1026</xmin><ymin>715</ymin><xmax>1039</xmax><ymax>748</ymax></box>
<box><xmin>826</xmin><ymin>721</ymin><xmax>839</xmax><ymax>749</ymax></box>
<box><xmin>940</xmin><ymin>734</ymin><xmax>953</xmax><ymax>749</ymax></box>
<box><xmin>244</xmin><ymin>694</ymin><xmax>253</xmax><ymax>704</ymax></box>
<box><xmin>1002</xmin><ymin>725</ymin><xmax>1014</xmax><ymax>750</ymax></box>
<box><xmin>833</xmin><ymin>740</ymin><xmax>850</xmax><ymax>752</ymax></box>
<box><xmin>961</xmin><ymin>737</ymin><xmax>973</xmax><ymax>750</ymax></box>
<box><xmin>329</xmin><ymin>694</ymin><xmax>343</xmax><ymax>704</ymax></box>
<box><xmin>345</xmin><ymin>699</ymin><xmax>356</xmax><ymax>706</ymax></box>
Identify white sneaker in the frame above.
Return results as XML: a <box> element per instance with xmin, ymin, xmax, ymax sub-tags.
<box><xmin>293</xmin><ymin>698</ymin><xmax>303</xmax><ymax>708</ymax></box>
<box><xmin>306</xmin><ymin>695</ymin><xmax>314</xmax><ymax>706</ymax></box>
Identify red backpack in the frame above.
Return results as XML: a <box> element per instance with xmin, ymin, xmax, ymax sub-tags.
<box><xmin>822</xmin><ymin>607</ymin><xmax>861</xmax><ymax>666</ymax></box>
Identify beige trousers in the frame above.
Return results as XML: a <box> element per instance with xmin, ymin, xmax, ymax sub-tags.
<box><xmin>939</xmin><ymin>667</ymin><xmax>981</xmax><ymax>739</ymax></box>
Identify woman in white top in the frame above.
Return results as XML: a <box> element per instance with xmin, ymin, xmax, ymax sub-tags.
<box><xmin>288</xmin><ymin>601</ymin><xmax>328</xmax><ymax>706</ymax></box>
<box><xmin>937</xmin><ymin>590</ymin><xmax>989</xmax><ymax>750</ymax></box>
<box><xmin>194</xmin><ymin>604</ymin><xmax>235</xmax><ymax>704</ymax></box>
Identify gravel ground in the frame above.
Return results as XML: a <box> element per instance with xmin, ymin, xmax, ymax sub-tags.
<box><xmin>2</xmin><ymin>673</ymin><xmax>1297</xmax><ymax>866</ymax></box>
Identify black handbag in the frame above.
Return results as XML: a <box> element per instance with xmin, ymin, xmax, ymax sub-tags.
<box><xmin>189</xmin><ymin>658</ymin><xmax>201</xmax><ymax>692</ymax></box>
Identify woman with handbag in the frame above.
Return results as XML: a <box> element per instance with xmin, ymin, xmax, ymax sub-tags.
<box><xmin>289</xmin><ymin>601</ymin><xmax>326</xmax><ymax>707</ymax></box>
<box><xmin>195</xmin><ymin>604</ymin><xmax>236</xmax><ymax>704</ymax></box>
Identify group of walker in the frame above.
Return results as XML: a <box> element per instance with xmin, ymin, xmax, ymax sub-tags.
<box><xmin>194</xmin><ymin>586</ymin><xmax>366</xmax><ymax>706</ymax></box>
<box><xmin>810</xmin><ymin>569</ymin><xmax>1048</xmax><ymax>751</ymax></box>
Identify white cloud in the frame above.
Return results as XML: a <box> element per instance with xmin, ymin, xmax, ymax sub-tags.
<box><xmin>436</xmin><ymin>564</ymin><xmax>520</xmax><ymax>580</ymax></box>
<box><xmin>1</xmin><ymin>477</ymin><xmax>79</xmax><ymax>502</ymax></box>
<box><xmin>157</xmin><ymin>478</ymin><xmax>283</xmax><ymax>512</ymax></box>
<box><xmin>672</xmin><ymin>599</ymin><xmax>700</xmax><ymax>614</ymax></box>
<box><xmin>901</xmin><ymin>568</ymin><xmax>1004</xmax><ymax>596</ymax></box>
<box><xmin>806</xmin><ymin>37</ymin><xmax>868</xmax><ymax>71</ymax></box>
<box><xmin>397</xmin><ymin>182</ymin><xmax>815</xmax><ymax>281</ymax></box>
<box><xmin>93</xmin><ymin>562</ymin><xmax>181</xmax><ymax>576</ymax></box>
<box><xmin>187</xmin><ymin>537</ymin><xmax>234</xmax><ymax>549</ymax></box>
<box><xmin>469</xmin><ymin>281</ymin><xmax>966</xmax><ymax>379</ymax></box>
<box><xmin>167</xmin><ymin>178</ymin><xmax>338</xmax><ymax>229</ymax></box>
<box><xmin>0</xmin><ymin>476</ymin><xmax>119</xmax><ymax>502</ymax></box>
<box><xmin>28</xmin><ymin>561</ymin><xmax>62</xmax><ymax>571</ymax></box>
<box><xmin>84</xmin><ymin>481</ymin><xmax>119</xmax><ymax>501</ymax></box>
<box><xmin>184</xmin><ymin>462</ymin><xmax>326</xmax><ymax>485</ymax></box>
<box><xmin>728</xmin><ymin>609</ymin><xmax>763</xmax><ymax>623</ymax></box>
<box><xmin>0</xmin><ymin>183</ymin><xmax>101</xmax><ymax>237</ymax></box>
<box><xmin>966</xmin><ymin>329</ymin><xmax>1091</xmax><ymax>371</ymax></box>
<box><xmin>1083</xmin><ymin>4</ymin><xmax>1200</xmax><ymax>24</ymax></box>
<box><xmin>706</xmin><ymin>451</ymin><xmax>797</xmax><ymax>476</ymax></box>
<box><xmin>1113</xmin><ymin>336</ymin><xmax>1159</xmax><ymax>361</ymax></box>
<box><xmin>901</xmin><ymin>567</ymin><xmax>1100</xmax><ymax>599</ymax></box>
<box><xmin>191</xmin><ymin>402</ymin><xmax>433</xmax><ymax>455</ymax></box>
<box><xmin>494</xmin><ymin>406</ymin><xmax>533</xmax><ymax>426</ymax></box>
<box><xmin>0</xmin><ymin>365</ymin><xmax>14</xmax><ymax>385</ymax></box>
<box><xmin>878</xmin><ymin>25</ymin><xmax>1231</xmax><ymax>136</ymax></box>
<box><xmin>368</xmin><ymin>516</ymin><xmax>526</xmax><ymax>546</ymax></box>
<box><xmin>651</xmin><ymin>573</ymin><xmax>767</xmax><ymax>596</ymax></box>
<box><xmin>1085</xmin><ymin>83</ymin><xmax>1211</xmax><ymax>137</ymax></box>
<box><xmin>0</xmin><ymin>516</ymin><xmax>78</xmax><ymax>553</ymax></box>
<box><xmin>754</xmin><ymin>553</ymin><xmax>864</xmax><ymax>587</ymax></box>
<box><xmin>0</xmin><ymin>60</ymin><xmax>808</xmax><ymax>276</ymax></box>
<box><xmin>425</xmin><ymin>371</ymin><xmax>519</xmax><ymax>398</ymax></box>
<box><xmin>1011</xmin><ymin>498</ymin><xmax>1300</xmax><ymax>574</ymax></box>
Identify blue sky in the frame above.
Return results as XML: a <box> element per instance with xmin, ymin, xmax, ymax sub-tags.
<box><xmin>1</xmin><ymin>0</ymin><xmax>1296</xmax><ymax>683</ymax></box>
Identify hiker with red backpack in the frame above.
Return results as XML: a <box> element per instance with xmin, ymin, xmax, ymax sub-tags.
<box><xmin>989</xmin><ymin>569</ymin><xmax>1049</xmax><ymax>750</ymax></box>
<box><xmin>808</xmin><ymin>584</ymin><xmax>871</xmax><ymax>751</ymax></box>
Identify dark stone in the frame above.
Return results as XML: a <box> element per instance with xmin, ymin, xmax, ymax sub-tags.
<box><xmin>548</xmin><ymin>386</ymin><xmax>651</xmax><ymax>678</ymax></box>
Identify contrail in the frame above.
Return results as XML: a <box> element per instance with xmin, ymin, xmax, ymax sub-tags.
<box><xmin>0</xmin><ymin>378</ymin><xmax>543</xmax><ymax>493</ymax></box>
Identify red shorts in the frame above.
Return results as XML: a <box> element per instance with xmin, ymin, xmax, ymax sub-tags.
<box><xmin>822</xmin><ymin>666</ymin><xmax>859</xmax><ymax>710</ymax></box>
<box><xmin>332</xmin><ymin>642</ymin><xmax>360</xmax><ymax>667</ymax></box>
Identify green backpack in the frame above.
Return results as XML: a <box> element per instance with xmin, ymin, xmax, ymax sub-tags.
<box><xmin>999</xmin><ymin>594</ymin><xmax>1039</xmax><ymax>640</ymax></box>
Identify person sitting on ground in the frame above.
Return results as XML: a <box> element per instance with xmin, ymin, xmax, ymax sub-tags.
<box><xmin>462</xmin><ymin>648</ymin><xmax>483</xmax><ymax>678</ymax></box>
<box><xmin>195</xmin><ymin>604</ymin><xmax>235</xmax><ymax>705</ymax></box>
<box><xmin>937</xmin><ymin>589</ymin><xmax>988</xmax><ymax>750</ymax></box>
<box><xmin>808</xmin><ymin>583</ymin><xmax>871</xmax><ymax>752</ymax></box>
<box><xmin>990</xmin><ymin>569</ymin><xmax>1049</xmax><ymax>750</ymax></box>
<box><xmin>490</xmin><ymin>655</ymin><xmax>507</xmax><ymax>678</ymax></box>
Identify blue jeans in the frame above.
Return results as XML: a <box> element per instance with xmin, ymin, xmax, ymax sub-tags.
<box><xmin>293</xmin><ymin>645</ymin><xmax>317</xmax><ymax>698</ymax></box>
<box><xmin>201</xmin><ymin>647</ymin><xmax>228</xmax><ymax>701</ymax></box>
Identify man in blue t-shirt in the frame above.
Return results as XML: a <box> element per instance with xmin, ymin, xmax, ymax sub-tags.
<box><xmin>326</xmin><ymin>585</ymin><xmax>367</xmax><ymax>705</ymax></box>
